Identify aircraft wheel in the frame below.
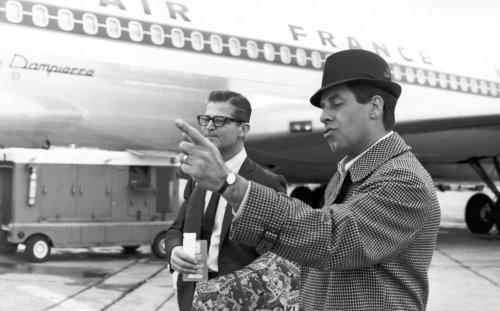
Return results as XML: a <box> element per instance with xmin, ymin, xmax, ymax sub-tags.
<box><xmin>25</xmin><ymin>235</ymin><xmax>51</xmax><ymax>263</ymax></box>
<box><xmin>290</xmin><ymin>186</ymin><xmax>313</xmax><ymax>206</ymax></box>
<box><xmin>312</xmin><ymin>185</ymin><xmax>327</xmax><ymax>209</ymax></box>
<box><xmin>151</xmin><ymin>232</ymin><xmax>167</xmax><ymax>259</ymax></box>
<box><xmin>122</xmin><ymin>245</ymin><xmax>140</xmax><ymax>254</ymax></box>
<box><xmin>465</xmin><ymin>193</ymin><xmax>494</xmax><ymax>233</ymax></box>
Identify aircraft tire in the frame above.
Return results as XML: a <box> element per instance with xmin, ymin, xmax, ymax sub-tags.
<box><xmin>24</xmin><ymin>235</ymin><xmax>51</xmax><ymax>263</ymax></box>
<box><xmin>122</xmin><ymin>245</ymin><xmax>140</xmax><ymax>254</ymax></box>
<box><xmin>290</xmin><ymin>186</ymin><xmax>313</xmax><ymax>206</ymax></box>
<box><xmin>312</xmin><ymin>185</ymin><xmax>327</xmax><ymax>209</ymax></box>
<box><xmin>151</xmin><ymin>232</ymin><xmax>167</xmax><ymax>259</ymax></box>
<box><xmin>465</xmin><ymin>193</ymin><xmax>494</xmax><ymax>233</ymax></box>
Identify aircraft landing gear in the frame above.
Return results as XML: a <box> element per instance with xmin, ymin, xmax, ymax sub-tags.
<box><xmin>290</xmin><ymin>185</ymin><xmax>326</xmax><ymax>209</ymax></box>
<box><xmin>465</xmin><ymin>157</ymin><xmax>500</xmax><ymax>233</ymax></box>
<box><xmin>465</xmin><ymin>193</ymin><xmax>495</xmax><ymax>233</ymax></box>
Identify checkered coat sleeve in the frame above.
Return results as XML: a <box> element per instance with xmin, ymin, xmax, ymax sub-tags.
<box><xmin>230</xmin><ymin>133</ymin><xmax>441</xmax><ymax>311</ymax></box>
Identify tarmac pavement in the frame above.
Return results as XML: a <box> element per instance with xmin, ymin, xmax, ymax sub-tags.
<box><xmin>1</xmin><ymin>191</ymin><xmax>500</xmax><ymax>310</ymax></box>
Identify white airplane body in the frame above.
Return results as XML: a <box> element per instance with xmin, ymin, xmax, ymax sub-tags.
<box><xmin>0</xmin><ymin>0</ymin><xmax>499</xmax><ymax>189</ymax></box>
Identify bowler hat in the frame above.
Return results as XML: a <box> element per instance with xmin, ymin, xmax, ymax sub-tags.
<box><xmin>310</xmin><ymin>49</ymin><xmax>402</xmax><ymax>107</ymax></box>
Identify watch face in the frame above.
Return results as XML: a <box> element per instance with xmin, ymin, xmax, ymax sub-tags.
<box><xmin>227</xmin><ymin>172</ymin><xmax>236</xmax><ymax>185</ymax></box>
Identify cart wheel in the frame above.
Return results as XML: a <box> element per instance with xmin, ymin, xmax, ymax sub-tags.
<box><xmin>0</xmin><ymin>231</ymin><xmax>18</xmax><ymax>254</ymax></box>
<box><xmin>122</xmin><ymin>245</ymin><xmax>140</xmax><ymax>254</ymax></box>
<box><xmin>151</xmin><ymin>232</ymin><xmax>167</xmax><ymax>259</ymax></box>
<box><xmin>25</xmin><ymin>235</ymin><xmax>51</xmax><ymax>263</ymax></box>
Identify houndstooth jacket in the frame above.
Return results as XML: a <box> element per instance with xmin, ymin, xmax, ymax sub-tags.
<box><xmin>230</xmin><ymin>133</ymin><xmax>441</xmax><ymax>311</ymax></box>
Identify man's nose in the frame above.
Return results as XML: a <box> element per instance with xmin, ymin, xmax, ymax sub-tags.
<box><xmin>206</xmin><ymin>119</ymin><xmax>216</xmax><ymax>130</ymax></box>
<box><xmin>320</xmin><ymin>108</ymin><xmax>332</xmax><ymax>124</ymax></box>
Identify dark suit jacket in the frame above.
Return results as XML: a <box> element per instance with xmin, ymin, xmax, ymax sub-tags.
<box><xmin>165</xmin><ymin>156</ymin><xmax>286</xmax><ymax>311</ymax></box>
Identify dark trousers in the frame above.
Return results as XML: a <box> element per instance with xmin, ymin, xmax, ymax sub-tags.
<box><xmin>176</xmin><ymin>271</ymin><xmax>219</xmax><ymax>311</ymax></box>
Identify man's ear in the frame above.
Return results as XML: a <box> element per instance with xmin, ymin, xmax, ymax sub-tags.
<box><xmin>239</xmin><ymin>123</ymin><xmax>250</xmax><ymax>138</ymax></box>
<box><xmin>369</xmin><ymin>95</ymin><xmax>384</xmax><ymax>119</ymax></box>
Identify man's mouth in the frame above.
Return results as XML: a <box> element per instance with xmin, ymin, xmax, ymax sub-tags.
<box><xmin>323</xmin><ymin>128</ymin><xmax>336</xmax><ymax>137</ymax></box>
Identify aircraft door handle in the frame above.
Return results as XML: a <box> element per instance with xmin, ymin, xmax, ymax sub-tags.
<box><xmin>106</xmin><ymin>186</ymin><xmax>111</xmax><ymax>196</ymax></box>
<box><xmin>71</xmin><ymin>184</ymin><xmax>76</xmax><ymax>195</ymax></box>
<box><xmin>79</xmin><ymin>186</ymin><xmax>83</xmax><ymax>195</ymax></box>
<box><xmin>42</xmin><ymin>186</ymin><xmax>47</xmax><ymax>195</ymax></box>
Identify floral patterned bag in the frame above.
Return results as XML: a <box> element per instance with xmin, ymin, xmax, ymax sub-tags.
<box><xmin>192</xmin><ymin>252</ymin><xmax>300</xmax><ymax>311</ymax></box>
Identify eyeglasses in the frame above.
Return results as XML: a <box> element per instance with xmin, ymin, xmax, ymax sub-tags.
<box><xmin>196</xmin><ymin>115</ymin><xmax>245</xmax><ymax>127</ymax></box>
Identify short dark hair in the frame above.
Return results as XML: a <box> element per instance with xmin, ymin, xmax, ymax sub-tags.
<box><xmin>344</xmin><ymin>82</ymin><xmax>397</xmax><ymax>130</ymax></box>
<box><xmin>206</xmin><ymin>90</ymin><xmax>252</xmax><ymax>122</ymax></box>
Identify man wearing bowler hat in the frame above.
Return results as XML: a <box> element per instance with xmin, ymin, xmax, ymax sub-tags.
<box><xmin>175</xmin><ymin>49</ymin><xmax>441</xmax><ymax>310</ymax></box>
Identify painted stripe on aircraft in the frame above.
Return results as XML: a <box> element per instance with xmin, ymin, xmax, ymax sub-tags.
<box><xmin>0</xmin><ymin>0</ymin><xmax>499</xmax><ymax>98</ymax></box>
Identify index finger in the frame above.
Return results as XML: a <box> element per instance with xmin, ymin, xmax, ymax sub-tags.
<box><xmin>175</xmin><ymin>119</ymin><xmax>210</xmax><ymax>147</ymax></box>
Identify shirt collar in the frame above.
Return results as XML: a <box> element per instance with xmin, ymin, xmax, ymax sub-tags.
<box><xmin>338</xmin><ymin>131</ymin><xmax>394</xmax><ymax>174</ymax></box>
<box><xmin>225</xmin><ymin>148</ymin><xmax>247</xmax><ymax>173</ymax></box>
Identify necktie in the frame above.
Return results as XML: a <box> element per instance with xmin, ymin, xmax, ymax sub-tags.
<box><xmin>184</xmin><ymin>185</ymin><xmax>207</xmax><ymax>236</ymax></box>
<box><xmin>200</xmin><ymin>192</ymin><xmax>220</xmax><ymax>247</ymax></box>
<box><xmin>334</xmin><ymin>171</ymin><xmax>351</xmax><ymax>204</ymax></box>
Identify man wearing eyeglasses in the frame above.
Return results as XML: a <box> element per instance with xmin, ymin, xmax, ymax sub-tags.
<box><xmin>165</xmin><ymin>90</ymin><xmax>287</xmax><ymax>311</ymax></box>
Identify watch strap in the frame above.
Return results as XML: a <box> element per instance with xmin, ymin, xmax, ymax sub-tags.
<box><xmin>217</xmin><ymin>180</ymin><xmax>229</xmax><ymax>195</ymax></box>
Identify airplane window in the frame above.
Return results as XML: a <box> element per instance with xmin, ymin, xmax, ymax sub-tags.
<box><xmin>459</xmin><ymin>76</ymin><xmax>468</xmax><ymax>91</ymax></box>
<box><xmin>296</xmin><ymin>49</ymin><xmax>307</xmax><ymax>66</ymax></box>
<box><xmin>191</xmin><ymin>31</ymin><xmax>204</xmax><ymax>51</ymax></box>
<box><xmin>57</xmin><ymin>9</ymin><xmax>74</xmax><ymax>31</ymax></box>
<box><xmin>449</xmin><ymin>75</ymin><xmax>458</xmax><ymax>90</ymax></box>
<box><xmin>405</xmin><ymin>67</ymin><xmax>415</xmax><ymax>83</ymax></box>
<box><xmin>106</xmin><ymin>17</ymin><xmax>121</xmax><ymax>39</ymax></box>
<box><xmin>171</xmin><ymin>28</ymin><xmax>185</xmax><ymax>48</ymax></box>
<box><xmin>479</xmin><ymin>80</ymin><xmax>488</xmax><ymax>95</ymax></box>
<box><xmin>469</xmin><ymin>78</ymin><xmax>479</xmax><ymax>93</ymax></box>
<box><xmin>32</xmin><ymin>5</ymin><xmax>49</xmax><ymax>27</ymax></box>
<box><xmin>489</xmin><ymin>82</ymin><xmax>498</xmax><ymax>96</ymax></box>
<box><xmin>427</xmin><ymin>71</ymin><xmax>437</xmax><ymax>86</ymax></box>
<box><xmin>311</xmin><ymin>51</ymin><xmax>322</xmax><ymax>68</ymax></box>
<box><xmin>82</xmin><ymin>13</ymin><xmax>99</xmax><ymax>35</ymax></box>
<box><xmin>210</xmin><ymin>35</ymin><xmax>223</xmax><ymax>54</ymax></box>
<box><xmin>438</xmin><ymin>73</ymin><xmax>448</xmax><ymax>88</ymax></box>
<box><xmin>228</xmin><ymin>37</ymin><xmax>241</xmax><ymax>56</ymax></box>
<box><xmin>391</xmin><ymin>65</ymin><xmax>402</xmax><ymax>81</ymax></box>
<box><xmin>129</xmin><ymin>21</ymin><xmax>143</xmax><ymax>42</ymax></box>
<box><xmin>416</xmin><ymin>69</ymin><xmax>426</xmax><ymax>85</ymax></box>
<box><xmin>150</xmin><ymin>25</ymin><xmax>165</xmax><ymax>45</ymax></box>
<box><xmin>280</xmin><ymin>46</ymin><xmax>291</xmax><ymax>64</ymax></box>
<box><xmin>6</xmin><ymin>1</ymin><xmax>23</xmax><ymax>23</ymax></box>
<box><xmin>246</xmin><ymin>41</ymin><xmax>259</xmax><ymax>59</ymax></box>
<box><xmin>263</xmin><ymin>43</ymin><xmax>275</xmax><ymax>61</ymax></box>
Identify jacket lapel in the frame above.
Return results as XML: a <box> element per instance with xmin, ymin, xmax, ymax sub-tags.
<box><xmin>219</xmin><ymin>158</ymin><xmax>255</xmax><ymax>244</ymax></box>
<box><xmin>324</xmin><ymin>171</ymin><xmax>343</xmax><ymax>206</ymax></box>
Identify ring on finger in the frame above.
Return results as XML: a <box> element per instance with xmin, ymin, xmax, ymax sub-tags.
<box><xmin>182</xmin><ymin>154</ymin><xmax>188</xmax><ymax>163</ymax></box>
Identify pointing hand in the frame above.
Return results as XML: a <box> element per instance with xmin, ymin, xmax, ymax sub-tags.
<box><xmin>175</xmin><ymin>119</ymin><xmax>229</xmax><ymax>191</ymax></box>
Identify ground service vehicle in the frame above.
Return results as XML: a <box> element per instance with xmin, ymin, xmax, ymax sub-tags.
<box><xmin>0</xmin><ymin>147</ymin><xmax>180</xmax><ymax>262</ymax></box>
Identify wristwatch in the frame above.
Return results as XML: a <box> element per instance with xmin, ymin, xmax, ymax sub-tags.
<box><xmin>217</xmin><ymin>171</ymin><xmax>236</xmax><ymax>195</ymax></box>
